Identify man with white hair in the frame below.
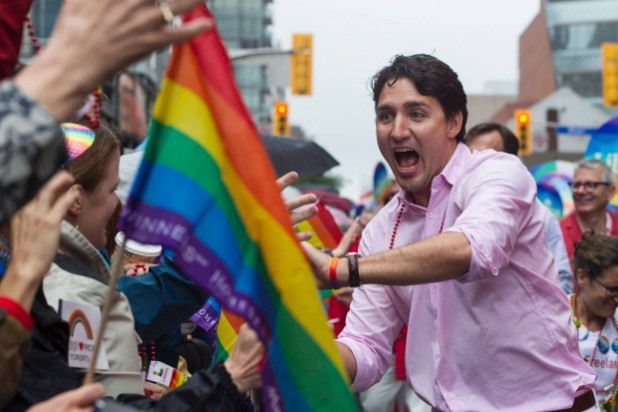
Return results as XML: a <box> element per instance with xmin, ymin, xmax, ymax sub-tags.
<box><xmin>561</xmin><ymin>158</ymin><xmax>618</xmax><ymax>263</ymax></box>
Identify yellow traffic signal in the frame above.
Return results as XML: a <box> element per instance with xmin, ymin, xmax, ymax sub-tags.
<box><xmin>273</xmin><ymin>102</ymin><xmax>290</xmax><ymax>136</ymax></box>
<box><xmin>291</xmin><ymin>34</ymin><xmax>313</xmax><ymax>96</ymax></box>
<box><xmin>602</xmin><ymin>42</ymin><xmax>618</xmax><ymax>108</ymax></box>
<box><xmin>514</xmin><ymin>109</ymin><xmax>532</xmax><ymax>156</ymax></box>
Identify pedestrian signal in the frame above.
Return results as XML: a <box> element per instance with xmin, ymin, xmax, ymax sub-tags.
<box><xmin>291</xmin><ymin>34</ymin><xmax>313</xmax><ymax>96</ymax></box>
<box><xmin>602</xmin><ymin>43</ymin><xmax>618</xmax><ymax>108</ymax></box>
<box><xmin>514</xmin><ymin>110</ymin><xmax>532</xmax><ymax>156</ymax></box>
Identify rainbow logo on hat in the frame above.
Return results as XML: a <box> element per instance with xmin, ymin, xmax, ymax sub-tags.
<box><xmin>61</xmin><ymin>123</ymin><xmax>95</xmax><ymax>163</ymax></box>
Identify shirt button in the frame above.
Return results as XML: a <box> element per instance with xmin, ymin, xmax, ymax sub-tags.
<box><xmin>449</xmin><ymin>393</ymin><xmax>456</xmax><ymax>399</ymax></box>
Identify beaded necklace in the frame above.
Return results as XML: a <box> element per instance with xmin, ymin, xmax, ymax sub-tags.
<box><xmin>138</xmin><ymin>341</ymin><xmax>157</xmax><ymax>373</ymax></box>
<box><xmin>571</xmin><ymin>294</ymin><xmax>618</xmax><ymax>411</ymax></box>
<box><xmin>388</xmin><ymin>202</ymin><xmax>446</xmax><ymax>250</ymax></box>
<box><xmin>0</xmin><ymin>233</ymin><xmax>12</xmax><ymax>276</ymax></box>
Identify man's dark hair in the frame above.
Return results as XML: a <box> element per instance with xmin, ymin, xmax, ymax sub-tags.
<box><xmin>371</xmin><ymin>54</ymin><xmax>468</xmax><ymax>142</ymax></box>
<box><xmin>464</xmin><ymin>122</ymin><xmax>520</xmax><ymax>156</ymax></box>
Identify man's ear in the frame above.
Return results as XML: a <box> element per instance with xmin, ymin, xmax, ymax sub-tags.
<box><xmin>447</xmin><ymin>111</ymin><xmax>463</xmax><ymax>140</ymax></box>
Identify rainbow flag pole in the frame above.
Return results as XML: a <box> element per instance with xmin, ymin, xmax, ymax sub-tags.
<box><xmin>118</xmin><ymin>6</ymin><xmax>357</xmax><ymax>411</ymax></box>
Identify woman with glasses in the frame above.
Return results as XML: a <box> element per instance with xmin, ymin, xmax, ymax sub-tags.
<box><xmin>572</xmin><ymin>232</ymin><xmax>618</xmax><ymax>411</ymax></box>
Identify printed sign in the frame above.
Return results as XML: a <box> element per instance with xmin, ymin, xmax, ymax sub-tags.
<box><xmin>59</xmin><ymin>300</ymin><xmax>109</xmax><ymax>370</ymax></box>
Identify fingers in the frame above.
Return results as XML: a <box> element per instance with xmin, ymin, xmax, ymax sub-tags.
<box><xmin>35</xmin><ymin>171</ymin><xmax>75</xmax><ymax>210</ymax></box>
<box><xmin>167</xmin><ymin>0</ymin><xmax>209</xmax><ymax>18</ymax></box>
<box><xmin>159</xmin><ymin>18</ymin><xmax>214</xmax><ymax>46</ymax></box>
<box><xmin>285</xmin><ymin>193</ymin><xmax>317</xmax><ymax>212</ymax></box>
<box><xmin>290</xmin><ymin>205</ymin><xmax>318</xmax><ymax>225</ymax></box>
<box><xmin>276</xmin><ymin>171</ymin><xmax>299</xmax><ymax>191</ymax></box>
<box><xmin>296</xmin><ymin>231</ymin><xmax>312</xmax><ymax>242</ymax></box>
<box><xmin>48</xmin><ymin>186</ymin><xmax>79</xmax><ymax>225</ymax></box>
<box><xmin>73</xmin><ymin>384</ymin><xmax>106</xmax><ymax>408</ymax></box>
<box><xmin>26</xmin><ymin>384</ymin><xmax>105</xmax><ymax>412</ymax></box>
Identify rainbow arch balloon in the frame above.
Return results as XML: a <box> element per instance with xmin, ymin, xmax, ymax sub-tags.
<box><xmin>529</xmin><ymin>160</ymin><xmax>576</xmax><ymax>219</ymax></box>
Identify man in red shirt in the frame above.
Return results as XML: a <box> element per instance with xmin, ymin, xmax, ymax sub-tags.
<box><xmin>561</xmin><ymin>158</ymin><xmax>618</xmax><ymax>264</ymax></box>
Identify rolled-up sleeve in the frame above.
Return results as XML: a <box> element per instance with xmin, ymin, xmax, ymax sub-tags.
<box><xmin>335</xmin><ymin>230</ymin><xmax>405</xmax><ymax>391</ymax></box>
<box><xmin>445</xmin><ymin>154</ymin><xmax>537</xmax><ymax>283</ymax></box>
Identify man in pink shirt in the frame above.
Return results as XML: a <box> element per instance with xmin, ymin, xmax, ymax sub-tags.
<box><xmin>302</xmin><ymin>55</ymin><xmax>596</xmax><ymax>411</ymax></box>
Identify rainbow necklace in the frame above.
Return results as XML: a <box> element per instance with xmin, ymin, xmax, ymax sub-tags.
<box><xmin>571</xmin><ymin>294</ymin><xmax>618</xmax><ymax>411</ymax></box>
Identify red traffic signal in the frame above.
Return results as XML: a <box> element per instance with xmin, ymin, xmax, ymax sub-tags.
<box><xmin>275</xmin><ymin>102</ymin><xmax>288</xmax><ymax>116</ymax></box>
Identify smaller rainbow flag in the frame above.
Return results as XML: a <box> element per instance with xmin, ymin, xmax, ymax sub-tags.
<box><xmin>296</xmin><ymin>203</ymin><xmax>343</xmax><ymax>250</ymax></box>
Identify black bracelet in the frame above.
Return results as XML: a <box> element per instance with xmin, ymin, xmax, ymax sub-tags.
<box><xmin>346</xmin><ymin>253</ymin><xmax>361</xmax><ymax>287</ymax></box>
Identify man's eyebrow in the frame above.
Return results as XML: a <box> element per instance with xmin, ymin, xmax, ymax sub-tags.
<box><xmin>376</xmin><ymin>100</ymin><xmax>429</xmax><ymax>111</ymax></box>
<box><xmin>403</xmin><ymin>100</ymin><xmax>430</xmax><ymax>110</ymax></box>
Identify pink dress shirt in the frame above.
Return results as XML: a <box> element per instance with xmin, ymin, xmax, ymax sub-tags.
<box><xmin>337</xmin><ymin>144</ymin><xmax>595</xmax><ymax>411</ymax></box>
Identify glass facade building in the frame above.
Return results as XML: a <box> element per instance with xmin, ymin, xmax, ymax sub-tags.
<box><xmin>210</xmin><ymin>0</ymin><xmax>274</xmax><ymax>125</ymax></box>
<box><xmin>544</xmin><ymin>0</ymin><xmax>618</xmax><ymax>105</ymax></box>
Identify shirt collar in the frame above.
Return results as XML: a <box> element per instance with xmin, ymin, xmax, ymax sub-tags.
<box><xmin>392</xmin><ymin>142</ymin><xmax>468</xmax><ymax>210</ymax></box>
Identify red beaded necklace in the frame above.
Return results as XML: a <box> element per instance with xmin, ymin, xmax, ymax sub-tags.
<box><xmin>138</xmin><ymin>341</ymin><xmax>157</xmax><ymax>372</ymax></box>
<box><xmin>388</xmin><ymin>202</ymin><xmax>446</xmax><ymax>250</ymax></box>
<box><xmin>389</xmin><ymin>202</ymin><xmax>406</xmax><ymax>250</ymax></box>
<box><xmin>571</xmin><ymin>294</ymin><xmax>618</xmax><ymax>410</ymax></box>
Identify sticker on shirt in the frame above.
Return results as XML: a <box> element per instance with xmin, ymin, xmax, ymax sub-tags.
<box><xmin>59</xmin><ymin>299</ymin><xmax>109</xmax><ymax>370</ymax></box>
<box><xmin>597</xmin><ymin>335</ymin><xmax>610</xmax><ymax>354</ymax></box>
<box><xmin>612</xmin><ymin>337</ymin><xmax>618</xmax><ymax>354</ymax></box>
<box><xmin>578</xmin><ymin>327</ymin><xmax>590</xmax><ymax>341</ymax></box>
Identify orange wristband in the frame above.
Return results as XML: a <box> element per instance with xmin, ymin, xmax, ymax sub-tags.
<box><xmin>329</xmin><ymin>256</ymin><xmax>339</xmax><ymax>289</ymax></box>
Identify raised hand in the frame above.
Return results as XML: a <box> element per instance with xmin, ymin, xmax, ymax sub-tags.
<box><xmin>0</xmin><ymin>171</ymin><xmax>78</xmax><ymax>310</ymax></box>
<box><xmin>224</xmin><ymin>323</ymin><xmax>264</xmax><ymax>393</ymax></box>
<box><xmin>15</xmin><ymin>0</ymin><xmax>213</xmax><ymax>122</ymax></box>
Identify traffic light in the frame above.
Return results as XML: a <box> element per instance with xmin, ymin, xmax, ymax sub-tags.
<box><xmin>290</xmin><ymin>34</ymin><xmax>313</xmax><ymax>96</ymax></box>
<box><xmin>273</xmin><ymin>101</ymin><xmax>290</xmax><ymax>136</ymax></box>
<box><xmin>514</xmin><ymin>109</ymin><xmax>532</xmax><ymax>156</ymax></box>
<box><xmin>602</xmin><ymin>42</ymin><xmax>618</xmax><ymax>108</ymax></box>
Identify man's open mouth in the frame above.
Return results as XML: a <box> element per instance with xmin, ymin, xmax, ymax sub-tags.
<box><xmin>394</xmin><ymin>148</ymin><xmax>419</xmax><ymax>169</ymax></box>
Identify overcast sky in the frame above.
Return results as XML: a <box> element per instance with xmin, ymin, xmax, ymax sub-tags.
<box><xmin>271</xmin><ymin>0</ymin><xmax>541</xmax><ymax>200</ymax></box>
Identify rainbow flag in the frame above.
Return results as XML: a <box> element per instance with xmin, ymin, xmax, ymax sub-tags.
<box><xmin>118</xmin><ymin>6</ymin><xmax>357</xmax><ymax>411</ymax></box>
<box><xmin>296</xmin><ymin>203</ymin><xmax>343</xmax><ymax>250</ymax></box>
<box><xmin>215</xmin><ymin>309</ymin><xmax>244</xmax><ymax>362</ymax></box>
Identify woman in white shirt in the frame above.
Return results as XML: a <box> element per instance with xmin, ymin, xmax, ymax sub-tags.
<box><xmin>572</xmin><ymin>232</ymin><xmax>618</xmax><ymax>411</ymax></box>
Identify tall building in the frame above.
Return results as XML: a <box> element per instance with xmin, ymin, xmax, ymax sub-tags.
<box><xmin>209</xmin><ymin>0</ymin><xmax>274</xmax><ymax>127</ymax></box>
<box><xmin>520</xmin><ymin>0</ymin><xmax>618</xmax><ymax>108</ymax></box>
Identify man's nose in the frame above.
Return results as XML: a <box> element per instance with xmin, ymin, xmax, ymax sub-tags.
<box><xmin>391</xmin><ymin>115</ymin><xmax>410</xmax><ymax>140</ymax></box>
<box><xmin>573</xmin><ymin>184</ymin><xmax>587</xmax><ymax>195</ymax></box>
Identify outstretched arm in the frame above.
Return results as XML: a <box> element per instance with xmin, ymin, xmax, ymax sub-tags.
<box><xmin>302</xmin><ymin>231</ymin><xmax>471</xmax><ymax>289</ymax></box>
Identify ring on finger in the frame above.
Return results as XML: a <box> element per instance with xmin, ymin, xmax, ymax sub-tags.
<box><xmin>159</xmin><ymin>2</ymin><xmax>175</xmax><ymax>24</ymax></box>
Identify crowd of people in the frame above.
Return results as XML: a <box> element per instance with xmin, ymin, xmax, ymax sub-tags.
<box><xmin>1</xmin><ymin>1</ymin><xmax>618</xmax><ymax>412</ymax></box>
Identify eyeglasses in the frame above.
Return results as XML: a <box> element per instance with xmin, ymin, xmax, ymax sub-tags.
<box><xmin>570</xmin><ymin>181</ymin><xmax>611</xmax><ymax>190</ymax></box>
<box><xmin>594</xmin><ymin>278</ymin><xmax>618</xmax><ymax>295</ymax></box>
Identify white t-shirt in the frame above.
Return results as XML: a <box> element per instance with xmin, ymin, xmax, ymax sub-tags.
<box><xmin>577</xmin><ymin>316</ymin><xmax>618</xmax><ymax>402</ymax></box>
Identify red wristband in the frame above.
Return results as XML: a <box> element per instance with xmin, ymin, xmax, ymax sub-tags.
<box><xmin>0</xmin><ymin>296</ymin><xmax>33</xmax><ymax>331</ymax></box>
<box><xmin>329</xmin><ymin>257</ymin><xmax>339</xmax><ymax>289</ymax></box>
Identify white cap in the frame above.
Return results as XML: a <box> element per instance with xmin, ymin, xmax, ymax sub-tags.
<box><xmin>115</xmin><ymin>231</ymin><xmax>162</xmax><ymax>258</ymax></box>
